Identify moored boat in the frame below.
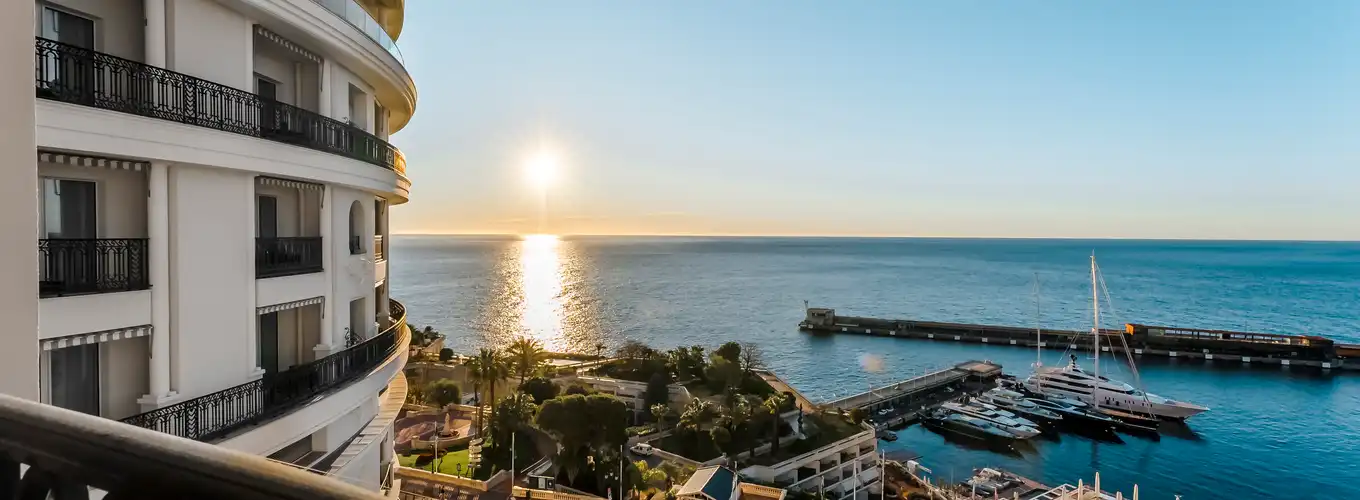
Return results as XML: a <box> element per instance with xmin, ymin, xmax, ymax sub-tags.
<box><xmin>1024</xmin><ymin>256</ymin><xmax>1209</xmax><ymax>422</ymax></box>
<box><xmin>922</xmin><ymin>410</ymin><xmax>1018</xmax><ymax>444</ymax></box>
<box><xmin>941</xmin><ymin>401</ymin><xmax>1042</xmax><ymax>439</ymax></box>
<box><xmin>978</xmin><ymin>388</ymin><xmax>1064</xmax><ymax>425</ymax></box>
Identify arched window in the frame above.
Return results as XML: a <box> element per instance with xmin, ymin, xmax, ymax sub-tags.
<box><xmin>348</xmin><ymin>201</ymin><xmax>364</xmax><ymax>254</ymax></box>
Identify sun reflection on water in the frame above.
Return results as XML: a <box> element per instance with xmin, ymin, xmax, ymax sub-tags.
<box><xmin>517</xmin><ymin>234</ymin><xmax>569</xmax><ymax>351</ymax></box>
<box><xmin>475</xmin><ymin>235</ymin><xmax>607</xmax><ymax>353</ymax></box>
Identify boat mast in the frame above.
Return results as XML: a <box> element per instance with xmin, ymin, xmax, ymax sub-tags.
<box><xmin>1033</xmin><ymin>273</ymin><xmax>1042</xmax><ymax>369</ymax></box>
<box><xmin>1091</xmin><ymin>254</ymin><xmax>1100</xmax><ymax>377</ymax></box>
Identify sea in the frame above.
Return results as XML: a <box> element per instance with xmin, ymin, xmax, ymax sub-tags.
<box><xmin>390</xmin><ymin>236</ymin><xmax>1360</xmax><ymax>500</ymax></box>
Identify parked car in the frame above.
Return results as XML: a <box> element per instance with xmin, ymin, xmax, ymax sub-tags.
<box><xmin>630</xmin><ymin>443</ymin><xmax>654</xmax><ymax>456</ymax></box>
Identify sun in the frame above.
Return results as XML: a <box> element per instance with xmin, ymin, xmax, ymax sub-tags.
<box><xmin>525</xmin><ymin>152</ymin><xmax>559</xmax><ymax>189</ymax></box>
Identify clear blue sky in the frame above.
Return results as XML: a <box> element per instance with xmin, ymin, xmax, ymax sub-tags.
<box><xmin>390</xmin><ymin>1</ymin><xmax>1359</xmax><ymax>240</ymax></box>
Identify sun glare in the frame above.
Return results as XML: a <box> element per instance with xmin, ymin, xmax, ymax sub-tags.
<box><xmin>525</xmin><ymin>152</ymin><xmax>559</xmax><ymax>188</ymax></box>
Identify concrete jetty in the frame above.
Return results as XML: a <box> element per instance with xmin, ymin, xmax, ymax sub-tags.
<box><xmin>800</xmin><ymin>307</ymin><xmax>1360</xmax><ymax>372</ymax></box>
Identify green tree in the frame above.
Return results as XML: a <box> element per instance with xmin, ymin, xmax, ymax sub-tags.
<box><xmin>636</xmin><ymin>460</ymin><xmax>668</xmax><ymax>489</ymax></box>
<box><xmin>506</xmin><ymin>337</ymin><xmax>547</xmax><ymax>385</ymax></box>
<box><xmin>679</xmin><ymin>399</ymin><xmax>720</xmax><ymax>431</ymax></box>
<box><xmin>848</xmin><ymin>408</ymin><xmax>867</xmax><ymax>425</ymax></box>
<box><xmin>565</xmin><ymin>383</ymin><xmax>592</xmax><ymax>396</ymax></box>
<box><xmin>616</xmin><ymin>340</ymin><xmax>660</xmax><ymax>361</ymax></box>
<box><xmin>427</xmin><ymin>379</ymin><xmax>462</xmax><ymax>407</ymax></box>
<box><xmin>406</xmin><ymin>383</ymin><xmax>426</xmax><ymax>405</ymax></box>
<box><xmin>650</xmin><ymin>403</ymin><xmax>671</xmax><ymax>430</ymax></box>
<box><xmin>644</xmin><ymin>371</ymin><xmax>670</xmax><ymax>412</ymax></box>
<box><xmin>666</xmin><ymin>345</ymin><xmax>707</xmax><ymax>381</ymax></box>
<box><xmin>721</xmin><ymin>395</ymin><xmax>761</xmax><ymax>458</ymax></box>
<box><xmin>709</xmin><ymin>426</ymin><xmax>732</xmax><ymax>455</ymax></box>
<box><xmin>519</xmin><ymin>376</ymin><xmax>560</xmax><ymax>404</ymax></box>
<box><xmin>714</xmin><ymin>342</ymin><xmax>741</xmax><ymax>363</ymax></box>
<box><xmin>439</xmin><ymin>348</ymin><xmax>455</xmax><ymax>362</ymax></box>
<box><xmin>537</xmin><ymin>394</ymin><xmax>630</xmax><ymax>483</ymax></box>
<box><xmin>704</xmin><ymin>356</ymin><xmax>743</xmax><ymax>393</ymax></box>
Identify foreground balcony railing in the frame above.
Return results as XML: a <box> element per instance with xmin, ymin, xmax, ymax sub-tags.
<box><xmin>38</xmin><ymin>238</ymin><xmax>149</xmax><ymax>298</ymax></box>
<box><xmin>374</xmin><ymin>234</ymin><xmax>385</xmax><ymax>260</ymax></box>
<box><xmin>121</xmin><ymin>300</ymin><xmax>407</xmax><ymax>442</ymax></box>
<box><xmin>257</xmin><ymin>237</ymin><xmax>324</xmax><ymax>278</ymax></box>
<box><xmin>34</xmin><ymin>37</ymin><xmax>400</xmax><ymax>171</ymax></box>
<box><xmin>0</xmin><ymin>394</ymin><xmax>386</xmax><ymax>500</ymax></box>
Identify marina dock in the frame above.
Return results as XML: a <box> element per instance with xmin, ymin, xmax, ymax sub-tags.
<box><xmin>800</xmin><ymin>307</ymin><xmax>1360</xmax><ymax>372</ymax></box>
<box><xmin>826</xmin><ymin>360</ymin><xmax>1002</xmax><ymax>429</ymax></box>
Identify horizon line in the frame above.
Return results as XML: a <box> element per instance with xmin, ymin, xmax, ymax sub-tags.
<box><xmin>388</xmin><ymin>231</ymin><xmax>1359</xmax><ymax>243</ymax></box>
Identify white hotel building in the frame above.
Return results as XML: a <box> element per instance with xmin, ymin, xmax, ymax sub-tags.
<box><xmin>1</xmin><ymin>0</ymin><xmax>415</xmax><ymax>492</ymax></box>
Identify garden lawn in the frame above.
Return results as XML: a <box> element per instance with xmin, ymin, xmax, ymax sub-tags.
<box><xmin>399</xmin><ymin>448</ymin><xmax>472</xmax><ymax>477</ymax></box>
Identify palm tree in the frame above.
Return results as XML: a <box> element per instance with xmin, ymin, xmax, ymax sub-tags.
<box><xmin>679</xmin><ymin>399</ymin><xmax>719</xmax><ymax>431</ymax></box>
<box><xmin>475</xmin><ymin>347</ymin><xmax>510</xmax><ymax>432</ymax></box>
<box><xmin>506</xmin><ymin>337</ymin><xmax>547</xmax><ymax>385</ymax></box>
<box><xmin>650</xmin><ymin>403</ymin><xmax>670</xmax><ymax>429</ymax></box>
<box><xmin>763</xmin><ymin>394</ymin><xmax>787</xmax><ymax>454</ymax></box>
<box><xmin>723</xmin><ymin>396</ymin><xmax>759</xmax><ymax>459</ymax></box>
<box><xmin>464</xmin><ymin>355</ymin><xmax>486</xmax><ymax>428</ymax></box>
<box><xmin>593</xmin><ymin>342</ymin><xmax>607</xmax><ymax>359</ymax></box>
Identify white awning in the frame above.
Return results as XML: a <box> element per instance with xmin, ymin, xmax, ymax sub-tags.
<box><xmin>254</xmin><ymin>25</ymin><xmax>322</xmax><ymax>63</ymax></box>
<box><xmin>38</xmin><ymin>151</ymin><xmax>147</xmax><ymax>172</ymax></box>
<box><xmin>42</xmin><ymin>325</ymin><xmax>152</xmax><ymax>351</ymax></box>
<box><xmin>258</xmin><ymin>296</ymin><xmax>324</xmax><ymax>315</ymax></box>
<box><xmin>257</xmin><ymin>176</ymin><xmax>323</xmax><ymax>191</ymax></box>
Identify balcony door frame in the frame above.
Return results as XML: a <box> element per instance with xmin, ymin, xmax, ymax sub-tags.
<box><xmin>41</xmin><ymin>343</ymin><xmax>104</xmax><ymax>417</ymax></box>
<box><xmin>39</xmin><ymin>4</ymin><xmax>97</xmax><ymax>48</ymax></box>
<box><xmin>256</xmin><ymin>194</ymin><xmax>278</xmax><ymax>238</ymax></box>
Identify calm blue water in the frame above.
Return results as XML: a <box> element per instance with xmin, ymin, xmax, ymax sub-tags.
<box><xmin>391</xmin><ymin>236</ymin><xmax>1360</xmax><ymax>499</ymax></box>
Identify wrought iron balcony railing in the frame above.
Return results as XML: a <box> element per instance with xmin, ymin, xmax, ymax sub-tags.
<box><xmin>257</xmin><ymin>237</ymin><xmax>324</xmax><ymax>278</ymax></box>
<box><xmin>0</xmin><ymin>393</ymin><xmax>387</xmax><ymax>500</ymax></box>
<box><xmin>120</xmin><ymin>299</ymin><xmax>407</xmax><ymax>442</ymax></box>
<box><xmin>38</xmin><ymin>238</ymin><xmax>150</xmax><ymax>298</ymax></box>
<box><xmin>34</xmin><ymin>37</ymin><xmax>400</xmax><ymax>171</ymax></box>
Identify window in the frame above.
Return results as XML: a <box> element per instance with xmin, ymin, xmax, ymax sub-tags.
<box><xmin>373</xmin><ymin>101</ymin><xmax>387</xmax><ymax>137</ymax></box>
<box><xmin>41</xmin><ymin>178</ymin><xmax>97</xmax><ymax>239</ymax></box>
<box><xmin>348</xmin><ymin>201</ymin><xmax>364</xmax><ymax>254</ymax></box>
<box><xmin>50</xmin><ymin>344</ymin><xmax>100</xmax><ymax>416</ymax></box>
<box><xmin>259</xmin><ymin>312</ymin><xmax>279</xmax><ymax>375</ymax></box>
<box><xmin>41</xmin><ymin>6</ymin><xmax>95</xmax><ymax>48</ymax></box>
<box><xmin>257</xmin><ymin>195</ymin><xmax>278</xmax><ymax>238</ymax></box>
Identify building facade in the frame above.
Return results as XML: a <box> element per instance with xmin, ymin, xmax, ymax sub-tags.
<box><xmin>24</xmin><ymin>0</ymin><xmax>415</xmax><ymax>490</ymax></box>
<box><xmin>738</xmin><ymin>425</ymin><xmax>881</xmax><ymax>500</ymax></box>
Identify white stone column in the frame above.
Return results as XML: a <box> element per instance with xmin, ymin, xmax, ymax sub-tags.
<box><xmin>314</xmin><ymin>185</ymin><xmax>338</xmax><ymax>357</ymax></box>
<box><xmin>246</xmin><ymin>178</ymin><xmax>262</xmax><ymax>378</ymax></box>
<box><xmin>144</xmin><ymin>0</ymin><xmax>166</xmax><ymax>67</ymax></box>
<box><xmin>138</xmin><ymin>162</ymin><xmax>175</xmax><ymax>409</ymax></box>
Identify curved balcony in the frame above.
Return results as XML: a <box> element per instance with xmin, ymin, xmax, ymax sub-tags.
<box><xmin>314</xmin><ymin>0</ymin><xmax>404</xmax><ymax>65</ymax></box>
<box><xmin>34</xmin><ymin>37</ymin><xmax>402</xmax><ymax>172</ymax></box>
<box><xmin>0</xmin><ymin>394</ymin><xmax>386</xmax><ymax>500</ymax></box>
<box><xmin>121</xmin><ymin>300</ymin><xmax>408</xmax><ymax>442</ymax></box>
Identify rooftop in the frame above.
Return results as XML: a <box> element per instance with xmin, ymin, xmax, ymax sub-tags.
<box><xmin>678</xmin><ymin>466</ymin><xmax>737</xmax><ymax>500</ymax></box>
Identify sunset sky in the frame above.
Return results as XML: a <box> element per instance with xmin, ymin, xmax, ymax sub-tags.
<box><xmin>389</xmin><ymin>1</ymin><xmax>1359</xmax><ymax>240</ymax></box>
